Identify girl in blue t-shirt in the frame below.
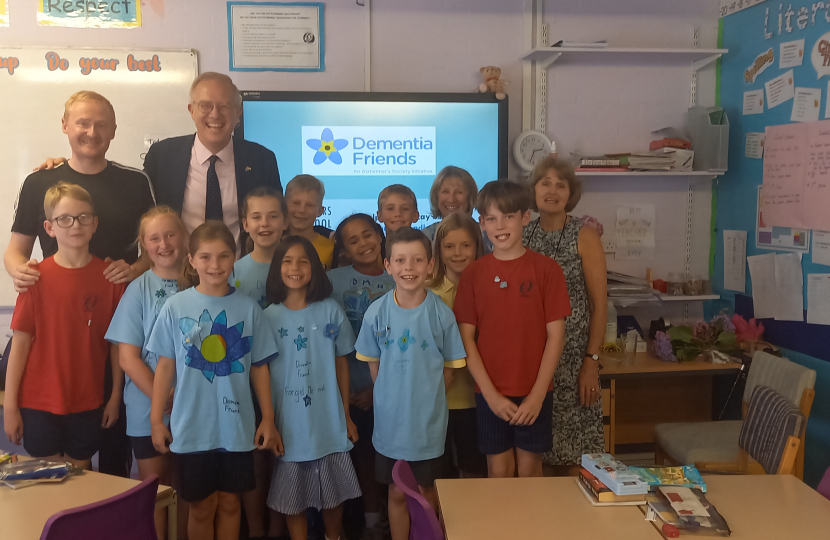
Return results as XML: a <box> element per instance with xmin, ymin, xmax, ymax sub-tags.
<box><xmin>148</xmin><ymin>221</ymin><xmax>282</xmax><ymax>540</ymax></box>
<box><xmin>232</xmin><ymin>187</ymin><xmax>287</xmax><ymax>309</ymax></box>
<box><xmin>265</xmin><ymin>235</ymin><xmax>361</xmax><ymax>540</ymax></box>
<box><xmin>105</xmin><ymin>206</ymin><xmax>187</xmax><ymax>489</ymax></box>
<box><xmin>328</xmin><ymin>213</ymin><xmax>393</xmax><ymax>537</ymax></box>
<box><xmin>232</xmin><ymin>187</ymin><xmax>288</xmax><ymax>539</ymax></box>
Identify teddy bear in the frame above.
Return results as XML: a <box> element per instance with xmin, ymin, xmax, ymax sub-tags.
<box><xmin>479</xmin><ymin>66</ymin><xmax>508</xmax><ymax>100</ymax></box>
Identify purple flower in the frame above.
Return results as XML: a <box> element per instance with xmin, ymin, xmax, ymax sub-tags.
<box><xmin>692</xmin><ymin>321</ymin><xmax>709</xmax><ymax>340</ymax></box>
<box><xmin>710</xmin><ymin>314</ymin><xmax>736</xmax><ymax>333</ymax></box>
<box><xmin>651</xmin><ymin>331</ymin><xmax>678</xmax><ymax>362</ymax></box>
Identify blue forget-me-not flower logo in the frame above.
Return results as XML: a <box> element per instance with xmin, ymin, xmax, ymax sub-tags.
<box><xmin>306</xmin><ymin>128</ymin><xmax>348</xmax><ymax>165</ymax></box>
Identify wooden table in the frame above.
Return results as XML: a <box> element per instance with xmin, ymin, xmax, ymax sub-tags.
<box><xmin>698</xmin><ymin>475</ymin><xmax>830</xmax><ymax>539</ymax></box>
<box><xmin>437</xmin><ymin>475</ymin><xmax>830</xmax><ymax>540</ymax></box>
<box><xmin>0</xmin><ymin>465</ymin><xmax>177</xmax><ymax>540</ymax></box>
<box><xmin>436</xmin><ymin>477</ymin><xmax>657</xmax><ymax>540</ymax></box>
<box><xmin>599</xmin><ymin>352</ymin><xmax>741</xmax><ymax>453</ymax></box>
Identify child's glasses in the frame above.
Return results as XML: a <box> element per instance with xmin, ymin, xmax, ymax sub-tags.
<box><xmin>51</xmin><ymin>213</ymin><xmax>96</xmax><ymax>228</ymax></box>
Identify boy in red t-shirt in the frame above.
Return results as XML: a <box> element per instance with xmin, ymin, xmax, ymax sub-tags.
<box><xmin>453</xmin><ymin>180</ymin><xmax>570</xmax><ymax>478</ymax></box>
<box><xmin>3</xmin><ymin>182</ymin><xmax>125</xmax><ymax>470</ymax></box>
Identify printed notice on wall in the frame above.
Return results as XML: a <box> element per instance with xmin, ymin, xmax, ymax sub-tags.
<box><xmin>763</xmin><ymin>118</ymin><xmax>830</xmax><ymax>230</ymax></box>
<box><xmin>746</xmin><ymin>132</ymin><xmax>765</xmax><ymax>158</ymax></box>
<box><xmin>724</xmin><ymin>230</ymin><xmax>747</xmax><ymax>293</ymax></box>
<box><xmin>807</xmin><ymin>274</ymin><xmax>830</xmax><ymax>325</ymax></box>
<box><xmin>812</xmin><ymin>231</ymin><xmax>830</xmax><ymax>266</ymax></box>
<box><xmin>228</xmin><ymin>2</ymin><xmax>324</xmax><ymax>71</ymax></box>
<box><xmin>748</xmin><ymin>253</ymin><xmax>777</xmax><ymax>319</ymax></box>
<box><xmin>791</xmin><ymin>87</ymin><xmax>822</xmax><ymax>123</ymax></box>
<box><xmin>780</xmin><ymin>39</ymin><xmax>805</xmax><ymax>69</ymax></box>
<box><xmin>765</xmin><ymin>70</ymin><xmax>795</xmax><ymax>109</ymax></box>
<box><xmin>774</xmin><ymin>253</ymin><xmax>804</xmax><ymax>321</ymax></box>
<box><xmin>743</xmin><ymin>90</ymin><xmax>765</xmax><ymax>115</ymax></box>
<box><xmin>615</xmin><ymin>204</ymin><xmax>655</xmax><ymax>260</ymax></box>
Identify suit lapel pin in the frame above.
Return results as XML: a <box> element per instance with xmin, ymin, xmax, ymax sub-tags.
<box><xmin>245</xmin><ymin>166</ymin><xmax>252</xmax><ymax>171</ymax></box>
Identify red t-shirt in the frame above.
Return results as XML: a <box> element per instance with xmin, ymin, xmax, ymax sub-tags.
<box><xmin>453</xmin><ymin>249</ymin><xmax>571</xmax><ymax>396</ymax></box>
<box><xmin>11</xmin><ymin>256</ymin><xmax>125</xmax><ymax>414</ymax></box>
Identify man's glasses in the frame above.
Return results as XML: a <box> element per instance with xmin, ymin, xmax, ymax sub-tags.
<box><xmin>193</xmin><ymin>101</ymin><xmax>234</xmax><ymax>115</ymax></box>
<box><xmin>51</xmin><ymin>213</ymin><xmax>96</xmax><ymax>228</ymax></box>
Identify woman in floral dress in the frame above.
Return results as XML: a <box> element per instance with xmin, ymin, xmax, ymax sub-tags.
<box><xmin>522</xmin><ymin>157</ymin><xmax>607</xmax><ymax>473</ymax></box>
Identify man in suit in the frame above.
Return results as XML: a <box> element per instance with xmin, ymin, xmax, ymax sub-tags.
<box><xmin>144</xmin><ymin>72</ymin><xmax>282</xmax><ymax>247</ymax></box>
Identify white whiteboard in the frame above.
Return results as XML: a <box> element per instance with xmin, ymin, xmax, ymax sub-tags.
<box><xmin>0</xmin><ymin>47</ymin><xmax>198</xmax><ymax>305</ymax></box>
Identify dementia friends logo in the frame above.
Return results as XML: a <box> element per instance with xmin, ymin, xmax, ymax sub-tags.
<box><xmin>302</xmin><ymin>126</ymin><xmax>435</xmax><ymax>176</ymax></box>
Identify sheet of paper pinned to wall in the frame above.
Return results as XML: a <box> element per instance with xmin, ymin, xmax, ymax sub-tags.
<box><xmin>807</xmin><ymin>274</ymin><xmax>830</xmax><ymax>325</ymax></box>
<box><xmin>774</xmin><ymin>253</ymin><xmax>804</xmax><ymax>321</ymax></box>
<box><xmin>762</xmin><ymin>118</ymin><xmax>830</xmax><ymax>231</ymax></box>
<box><xmin>614</xmin><ymin>204</ymin><xmax>655</xmax><ymax>261</ymax></box>
<box><xmin>791</xmin><ymin>88</ymin><xmax>822</xmax><ymax>123</ymax></box>
<box><xmin>724</xmin><ymin>230</ymin><xmax>747</xmax><ymax>292</ymax></box>
<box><xmin>746</xmin><ymin>132</ymin><xmax>765</xmax><ymax>158</ymax></box>
<box><xmin>748</xmin><ymin>253</ymin><xmax>777</xmax><ymax>319</ymax></box>
<box><xmin>826</xmin><ymin>81</ymin><xmax>830</xmax><ymax>119</ymax></box>
<box><xmin>780</xmin><ymin>39</ymin><xmax>805</xmax><ymax>69</ymax></box>
<box><xmin>765</xmin><ymin>70</ymin><xmax>795</xmax><ymax>109</ymax></box>
<box><xmin>762</xmin><ymin>122</ymin><xmax>805</xmax><ymax>228</ymax></box>
<box><xmin>812</xmin><ymin>231</ymin><xmax>830</xmax><ymax>266</ymax></box>
<box><xmin>743</xmin><ymin>90</ymin><xmax>765</xmax><ymax>115</ymax></box>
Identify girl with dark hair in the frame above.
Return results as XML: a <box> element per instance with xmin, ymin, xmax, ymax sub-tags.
<box><xmin>327</xmin><ymin>213</ymin><xmax>395</xmax><ymax>538</ymax></box>
<box><xmin>263</xmin><ymin>236</ymin><xmax>360</xmax><ymax>540</ymax></box>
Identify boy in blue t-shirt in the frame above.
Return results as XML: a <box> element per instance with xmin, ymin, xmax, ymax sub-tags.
<box><xmin>355</xmin><ymin>227</ymin><xmax>466</xmax><ymax>540</ymax></box>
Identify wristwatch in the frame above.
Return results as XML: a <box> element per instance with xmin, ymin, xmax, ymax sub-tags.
<box><xmin>585</xmin><ymin>354</ymin><xmax>600</xmax><ymax>362</ymax></box>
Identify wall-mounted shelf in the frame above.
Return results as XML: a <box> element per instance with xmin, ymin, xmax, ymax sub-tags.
<box><xmin>611</xmin><ymin>294</ymin><xmax>720</xmax><ymax>305</ymax></box>
<box><xmin>521</xmin><ymin>47</ymin><xmax>728</xmax><ymax>70</ymax></box>
<box><xmin>576</xmin><ymin>171</ymin><xmax>725</xmax><ymax>177</ymax></box>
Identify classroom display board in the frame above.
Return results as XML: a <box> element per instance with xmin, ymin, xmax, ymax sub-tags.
<box><xmin>0</xmin><ymin>47</ymin><xmax>198</xmax><ymax>305</ymax></box>
<box><xmin>716</xmin><ymin>5</ymin><xmax>830</xmax><ymax>319</ymax></box>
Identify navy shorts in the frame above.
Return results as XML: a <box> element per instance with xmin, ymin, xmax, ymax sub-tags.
<box><xmin>19</xmin><ymin>407</ymin><xmax>102</xmax><ymax>461</ymax></box>
<box><xmin>175</xmin><ymin>451</ymin><xmax>256</xmax><ymax>502</ymax></box>
<box><xmin>445</xmin><ymin>408</ymin><xmax>487</xmax><ymax>476</ymax></box>
<box><xmin>129</xmin><ymin>436</ymin><xmax>163</xmax><ymax>460</ymax></box>
<box><xmin>475</xmin><ymin>392</ymin><xmax>553</xmax><ymax>455</ymax></box>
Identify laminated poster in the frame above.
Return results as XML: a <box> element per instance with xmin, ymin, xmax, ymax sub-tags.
<box><xmin>38</xmin><ymin>0</ymin><xmax>141</xmax><ymax>27</ymax></box>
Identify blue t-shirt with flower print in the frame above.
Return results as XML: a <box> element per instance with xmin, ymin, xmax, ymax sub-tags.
<box><xmin>146</xmin><ymin>287</ymin><xmax>279</xmax><ymax>454</ymax></box>
<box><xmin>355</xmin><ymin>290</ymin><xmax>466</xmax><ymax>461</ymax></box>
<box><xmin>264</xmin><ymin>298</ymin><xmax>356</xmax><ymax>462</ymax></box>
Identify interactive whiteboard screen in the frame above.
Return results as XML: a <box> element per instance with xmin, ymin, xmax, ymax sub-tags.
<box><xmin>239</xmin><ymin>92</ymin><xmax>507</xmax><ymax>231</ymax></box>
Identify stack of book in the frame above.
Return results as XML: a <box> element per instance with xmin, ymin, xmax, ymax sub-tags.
<box><xmin>576</xmin><ymin>468</ymin><xmax>648</xmax><ymax>506</ymax></box>
<box><xmin>646</xmin><ymin>486</ymin><xmax>731</xmax><ymax>536</ymax></box>
<box><xmin>575</xmin><ymin>156</ymin><xmax>629</xmax><ymax>172</ymax></box>
<box><xmin>607</xmin><ymin>271</ymin><xmax>657</xmax><ymax>300</ymax></box>
<box><xmin>581</xmin><ymin>453</ymin><xmax>650</xmax><ymax>495</ymax></box>
<box><xmin>626</xmin><ymin>153</ymin><xmax>675</xmax><ymax>171</ymax></box>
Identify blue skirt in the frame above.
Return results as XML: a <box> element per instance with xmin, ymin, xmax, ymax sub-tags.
<box><xmin>267</xmin><ymin>451</ymin><xmax>362</xmax><ymax>515</ymax></box>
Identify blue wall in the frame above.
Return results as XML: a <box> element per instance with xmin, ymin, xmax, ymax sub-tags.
<box><xmin>718</xmin><ymin>5</ymin><xmax>830</xmax><ymax>487</ymax></box>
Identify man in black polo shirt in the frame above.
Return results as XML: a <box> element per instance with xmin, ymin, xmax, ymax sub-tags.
<box><xmin>4</xmin><ymin>91</ymin><xmax>155</xmax><ymax>477</ymax></box>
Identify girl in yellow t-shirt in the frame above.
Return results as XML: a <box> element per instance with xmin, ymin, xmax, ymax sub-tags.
<box><xmin>427</xmin><ymin>213</ymin><xmax>487</xmax><ymax>478</ymax></box>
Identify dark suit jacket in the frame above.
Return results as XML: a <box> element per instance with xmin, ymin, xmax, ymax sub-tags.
<box><xmin>143</xmin><ymin>133</ymin><xmax>282</xmax><ymax>221</ymax></box>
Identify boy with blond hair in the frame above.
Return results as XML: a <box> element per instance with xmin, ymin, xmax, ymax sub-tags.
<box><xmin>453</xmin><ymin>180</ymin><xmax>570</xmax><ymax>478</ymax></box>
<box><xmin>285</xmin><ymin>174</ymin><xmax>335</xmax><ymax>269</ymax></box>
<box><xmin>376</xmin><ymin>184</ymin><xmax>419</xmax><ymax>233</ymax></box>
<box><xmin>4</xmin><ymin>182</ymin><xmax>126</xmax><ymax>470</ymax></box>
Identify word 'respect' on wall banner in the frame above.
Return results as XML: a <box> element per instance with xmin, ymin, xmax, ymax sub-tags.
<box><xmin>227</xmin><ymin>2</ymin><xmax>324</xmax><ymax>71</ymax></box>
<box><xmin>38</xmin><ymin>0</ymin><xmax>141</xmax><ymax>28</ymax></box>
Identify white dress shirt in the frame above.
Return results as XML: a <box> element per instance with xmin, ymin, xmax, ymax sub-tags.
<box><xmin>182</xmin><ymin>137</ymin><xmax>240</xmax><ymax>245</ymax></box>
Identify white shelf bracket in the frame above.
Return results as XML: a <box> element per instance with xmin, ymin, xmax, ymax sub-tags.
<box><xmin>691</xmin><ymin>54</ymin><xmax>722</xmax><ymax>72</ymax></box>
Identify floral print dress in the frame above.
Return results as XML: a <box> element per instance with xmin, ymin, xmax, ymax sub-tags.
<box><xmin>523</xmin><ymin>216</ymin><xmax>605</xmax><ymax>465</ymax></box>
